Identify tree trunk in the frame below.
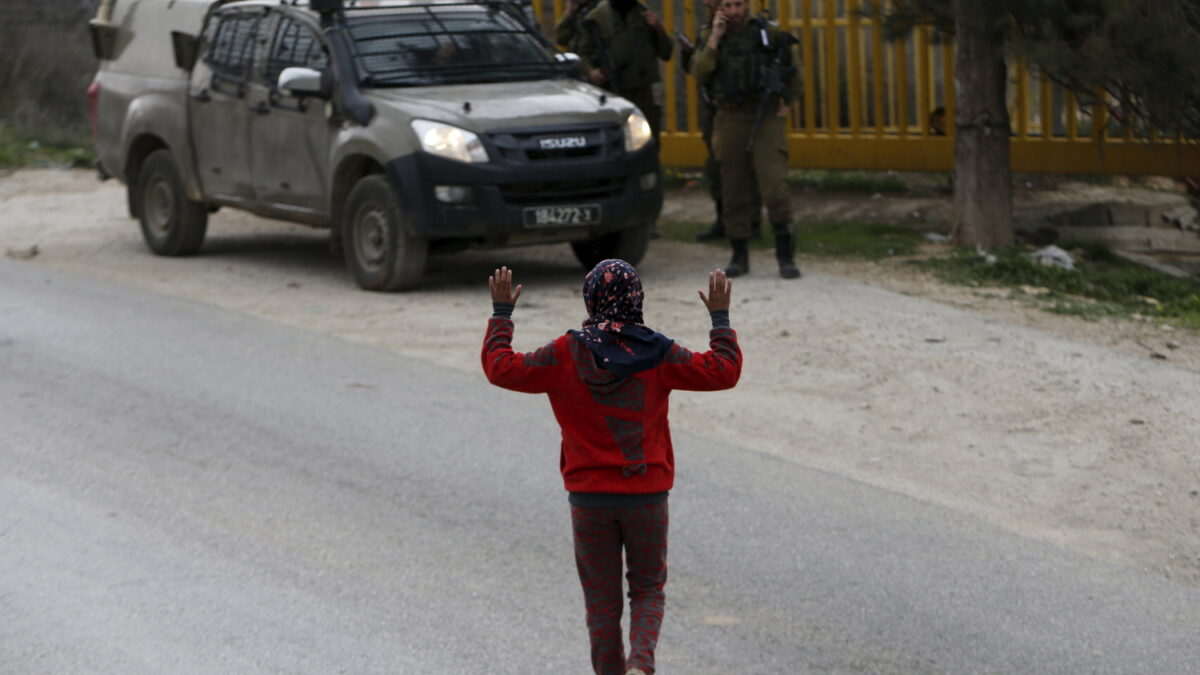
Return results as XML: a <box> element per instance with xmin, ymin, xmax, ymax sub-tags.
<box><xmin>952</xmin><ymin>0</ymin><xmax>1013</xmax><ymax>248</ymax></box>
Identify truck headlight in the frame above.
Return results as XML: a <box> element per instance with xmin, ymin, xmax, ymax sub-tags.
<box><xmin>624</xmin><ymin>111</ymin><xmax>652</xmax><ymax>153</ymax></box>
<box><xmin>411</xmin><ymin>120</ymin><xmax>488</xmax><ymax>163</ymax></box>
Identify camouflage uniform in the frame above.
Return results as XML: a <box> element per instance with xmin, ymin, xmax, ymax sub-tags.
<box><xmin>576</xmin><ymin>0</ymin><xmax>673</xmax><ymax>146</ymax></box>
<box><xmin>691</xmin><ymin>16</ymin><xmax>800</xmax><ymax>278</ymax></box>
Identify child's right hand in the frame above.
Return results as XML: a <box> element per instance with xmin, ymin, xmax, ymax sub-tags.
<box><xmin>698</xmin><ymin>268</ymin><xmax>732</xmax><ymax>312</ymax></box>
<box><xmin>489</xmin><ymin>266</ymin><xmax>523</xmax><ymax>305</ymax></box>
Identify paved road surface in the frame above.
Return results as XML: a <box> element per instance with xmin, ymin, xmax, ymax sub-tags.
<box><xmin>2</xmin><ymin>259</ymin><xmax>1197</xmax><ymax>674</ymax></box>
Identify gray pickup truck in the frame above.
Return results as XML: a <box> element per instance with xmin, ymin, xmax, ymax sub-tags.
<box><xmin>88</xmin><ymin>0</ymin><xmax>661</xmax><ymax>290</ymax></box>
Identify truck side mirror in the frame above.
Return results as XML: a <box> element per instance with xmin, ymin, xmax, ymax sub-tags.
<box><xmin>89</xmin><ymin>20</ymin><xmax>119</xmax><ymax>60</ymax></box>
<box><xmin>172</xmin><ymin>31</ymin><xmax>200</xmax><ymax>71</ymax></box>
<box><xmin>278</xmin><ymin>67</ymin><xmax>327</xmax><ymax>98</ymax></box>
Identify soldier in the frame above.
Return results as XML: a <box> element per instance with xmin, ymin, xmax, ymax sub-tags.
<box><xmin>691</xmin><ymin>0</ymin><xmax>800</xmax><ymax>279</ymax></box>
<box><xmin>575</xmin><ymin>0</ymin><xmax>673</xmax><ymax>148</ymax></box>
<box><xmin>682</xmin><ymin>0</ymin><xmax>761</xmax><ymax>243</ymax></box>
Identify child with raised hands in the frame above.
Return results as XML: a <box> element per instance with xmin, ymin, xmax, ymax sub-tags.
<box><xmin>482</xmin><ymin>259</ymin><xmax>741</xmax><ymax>675</ymax></box>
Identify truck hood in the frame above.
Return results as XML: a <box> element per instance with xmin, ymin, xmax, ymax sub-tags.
<box><xmin>367</xmin><ymin>79</ymin><xmax>635</xmax><ymax>132</ymax></box>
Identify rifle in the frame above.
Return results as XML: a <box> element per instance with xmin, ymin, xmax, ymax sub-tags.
<box><xmin>745</xmin><ymin>29</ymin><xmax>798</xmax><ymax>153</ymax></box>
<box><xmin>583</xmin><ymin>18</ymin><xmax>620</xmax><ymax>92</ymax></box>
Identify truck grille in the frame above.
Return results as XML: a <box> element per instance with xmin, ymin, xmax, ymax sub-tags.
<box><xmin>487</xmin><ymin>124</ymin><xmax>622</xmax><ymax>163</ymax></box>
<box><xmin>499</xmin><ymin>177</ymin><xmax>625</xmax><ymax>205</ymax></box>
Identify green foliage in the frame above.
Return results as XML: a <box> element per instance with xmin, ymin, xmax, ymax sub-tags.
<box><xmin>786</xmin><ymin>170</ymin><xmax>908</xmax><ymax>194</ymax></box>
<box><xmin>1010</xmin><ymin>0</ymin><xmax>1200</xmax><ymax>137</ymax></box>
<box><xmin>661</xmin><ymin>168</ymin><xmax>703</xmax><ymax>190</ymax></box>
<box><xmin>915</xmin><ymin>245</ymin><xmax>1200</xmax><ymax>328</ymax></box>
<box><xmin>658</xmin><ymin>219</ymin><xmax>923</xmax><ymax>260</ymax></box>
<box><xmin>0</xmin><ymin>9</ymin><xmax>97</xmax><ymax>141</ymax></box>
<box><xmin>0</xmin><ymin>125</ymin><xmax>95</xmax><ymax>169</ymax></box>
<box><xmin>860</xmin><ymin>0</ymin><xmax>954</xmax><ymax>40</ymax></box>
<box><xmin>665</xmin><ymin>168</ymin><xmax>912</xmax><ymax>194</ymax></box>
<box><xmin>794</xmin><ymin>222</ymin><xmax>923</xmax><ymax>258</ymax></box>
<box><xmin>870</xmin><ymin>0</ymin><xmax>1200</xmax><ymax>139</ymax></box>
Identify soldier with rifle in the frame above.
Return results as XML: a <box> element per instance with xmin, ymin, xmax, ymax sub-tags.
<box><xmin>680</xmin><ymin>0</ymin><xmax>762</xmax><ymax>243</ymax></box>
<box><xmin>691</xmin><ymin>0</ymin><xmax>801</xmax><ymax>279</ymax></box>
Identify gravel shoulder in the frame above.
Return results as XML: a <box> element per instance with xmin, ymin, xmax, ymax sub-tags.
<box><xmin>4</xmin><ymin>168</ymin><xmax>1199</xmax><ymax>586</ymax></box>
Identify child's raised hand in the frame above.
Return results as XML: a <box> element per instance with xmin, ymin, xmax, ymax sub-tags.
<box><xmin>489</xmin><ymin>266</ymin><xmax>523</xmax><ymax>304</ymax></box>
<box><xmin>697</xmin><ymin>268</ymin><xmax>732</xmax><ymax>311</ymax></box>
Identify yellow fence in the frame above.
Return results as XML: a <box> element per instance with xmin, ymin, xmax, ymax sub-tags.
<box><xmin>532</xmin><ymin>0</ymin><xmax>1200</xmax><ymax>175</ymax></box>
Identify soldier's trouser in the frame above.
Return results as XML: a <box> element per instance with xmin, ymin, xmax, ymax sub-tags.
<box><xmin>714</xmin><ymin>107</ymin><xmax>790</xmax><ymax>239</ymax></box>
<box><xmin>702</xmin><ymin>103</ymin><xmax>760</xmax><ymax>216</ymax></box>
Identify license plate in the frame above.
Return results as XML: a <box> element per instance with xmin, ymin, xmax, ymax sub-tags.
<box><xmin>523</xmin><ymin>204</ymin><xmax>601</xmax><ymax>227</ymax></box>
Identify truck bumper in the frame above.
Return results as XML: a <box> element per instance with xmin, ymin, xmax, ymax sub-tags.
<box><xmin>384</xmin><ymin>144</ymin><xmax>662</xmax><ymax>244</ymax></box>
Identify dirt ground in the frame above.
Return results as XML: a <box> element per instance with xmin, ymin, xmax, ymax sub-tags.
<box><xmin>4</xmin><ymin>168</ymin><xmax>1199</xmax><ymax>587</ymax></box>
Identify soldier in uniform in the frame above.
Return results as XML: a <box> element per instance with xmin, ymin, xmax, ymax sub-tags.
<box><xmin>691</xmin><ymin>0</ymin><xmax>800</xmax><ymax>279</ymax></box>
<box><xmin>575</xmin><ymin>0</ymin><xmax>673</xmax><ymax>148</ymax></box>
<box><xmin>682</xmin><ymin>0</ymin><xmax>761</xmax><ymax>243</ymax></box>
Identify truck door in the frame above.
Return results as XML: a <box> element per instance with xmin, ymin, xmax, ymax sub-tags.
<box><xmin>188</xmin><ymin>8</ymin><xmax>263</xmax><ymax>203</ymax></box>
<box><xmin>245</xmin><ymin>13</ymin><xmax>332</xmax><ymax>219</ymax></box>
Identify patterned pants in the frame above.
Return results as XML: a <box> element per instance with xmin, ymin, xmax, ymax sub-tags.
<box><xmin>571</xmin><ymin>501</ymin><xmax>669</xmax><ymax>675</ymax></box>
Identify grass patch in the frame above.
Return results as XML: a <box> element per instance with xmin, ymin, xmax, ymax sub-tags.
<box><xmin>0</xmin><ymin>125</ymin><xmax>95</xmax><ymax>170</ymax></box>
<box><xmin>658</xmin><ymin>219</ymin><xmax>924</xmax><ymax>260</ymax></box>
<box><xmin>661</xmin><ymin>167</ymin><xmax>704</xmax><ymax>190</ymax></box>
<box><xmin>786</xmin><ymin>169</ymin><xmax>908</xmax><ymax>194</ymax></box>
<box><xmin>794</xmin><ymin>221</ymin><xmax>923</xmax><ymax>258</ymax></box>
<box><xmin>915</xmin><ymin>245</ymin><xmax>1200</xmax><ymax>328</ymax></box>
<box><xmin>657</xmin><ymin>219</ymin><xmax>713</xmax><ymax>242</ymax></box>
<box><xmin>661</xmin><ymin>168</ymin><xmax>910</xmax><ymax>194</ymax></box>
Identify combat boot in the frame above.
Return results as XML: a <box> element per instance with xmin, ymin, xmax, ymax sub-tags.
<box><xmin>724</xmin><ymin>238</ymin><xmax>750</xmax><ymax>277</ymax></box>
<box><xmin>696</xmin><ymin>200</ymin><xmax>725</xmax><ymax>241</ymax></box>
<box><xmin>772</xmin><ymin>222</ymin><xmax>801</xmax><ymax>279</ymax></box>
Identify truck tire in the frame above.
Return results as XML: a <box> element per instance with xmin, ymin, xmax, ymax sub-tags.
<box><xmin>135</xmin><ymin>149</ymin><xmax>208</xmax><ymax>256</ymax></box>
<box><xmin>570</xmin><ymin>222</ymin><xmax>651</xmax><ymax>270</ymax></box>
<box><xmin>342</xmin><ymin>174</ymin><xmax>427</xmax><ymax>291</ymax></box>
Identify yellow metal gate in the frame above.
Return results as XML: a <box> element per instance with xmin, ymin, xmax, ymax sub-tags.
<box><xmin>532</xmin><ymin>0</ymin><xmax>1200</xmax><ymax>175</ymax></box>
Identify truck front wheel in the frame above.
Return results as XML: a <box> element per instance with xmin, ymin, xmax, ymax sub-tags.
<box><xmin>342</xmin><ymin>174</ymin><xmax>427</xmax><ymax>291</ymax></box>
<box><xmin>570</xmin><ymin>222</ymin><xmax>651</xmax><ymax>270</ymax></box>
<box><xmin>135</xmin><ymin>149</ymin><xmax>208</xmax><ymax>256</ymax></box>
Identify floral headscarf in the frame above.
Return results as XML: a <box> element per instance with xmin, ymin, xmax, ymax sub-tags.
<box><xmin>569</xmin><ymin>259</ymin><xmax>674</xmax><ymax>378</ymax></box>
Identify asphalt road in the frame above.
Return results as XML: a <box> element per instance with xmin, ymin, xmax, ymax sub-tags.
<box><xmin>2</xmin><ymin>258</ymin><xmax>1198</xmax><ymax>674</ymax></box>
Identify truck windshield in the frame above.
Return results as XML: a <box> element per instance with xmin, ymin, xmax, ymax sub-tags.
<box><xmin>345</xmin><ymin>6</ymin><xmax>560</xmax><ymax>87</ymax></box>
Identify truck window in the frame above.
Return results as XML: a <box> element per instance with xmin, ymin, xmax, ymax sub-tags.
<box><xmin>264</xmin><ymin>17</ymin><xmax>329</xmax><ymax>87</ymax></box>
<box><xmin>205</xmin><ymin>11</ymin><xmax>262</xmax><ymax>88</ymax></box>
<box><xmin>344</xmin><ymin>7</ymin><xmax>559</xmax><ymax>87</ymax></box>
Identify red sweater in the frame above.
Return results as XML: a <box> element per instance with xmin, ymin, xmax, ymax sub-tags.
<box><xmin>482</xmin><ymin>316</ymin><xmax>742</xmax><ymax>494</ymax></box>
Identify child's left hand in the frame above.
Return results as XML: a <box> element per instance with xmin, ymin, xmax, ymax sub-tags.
<box><xmin>489</xmin><ymin>266</ymin><xmax>523</xmax><ymax>305</ymax></box>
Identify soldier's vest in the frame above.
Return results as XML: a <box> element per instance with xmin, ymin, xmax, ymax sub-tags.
<box><xmin>588</xmin><ymin>3</ymin><xmax>661</xmax><ymax>91</ymax></box>
<box><xmin>712</xmin><ymin>19</ymin><xmax>773</xmax><ymax>106</ymax></box>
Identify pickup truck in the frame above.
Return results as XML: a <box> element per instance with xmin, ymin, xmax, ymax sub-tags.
<box><xmin>88</xmin><ymin>0</ymin><xmax>662</xmax><ymax>290</ymax></box>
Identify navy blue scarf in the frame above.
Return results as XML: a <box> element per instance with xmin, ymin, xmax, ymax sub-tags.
<box><xmin>568</xmin><ymin>259</ymin><xmax>674</xmax><ymax>378</ymax></box>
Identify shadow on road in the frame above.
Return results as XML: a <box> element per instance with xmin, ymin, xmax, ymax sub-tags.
<box><xmin>196</xmin><ymin>228</ymin><xmax>589</xmax><ymax>293</ymax></box>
